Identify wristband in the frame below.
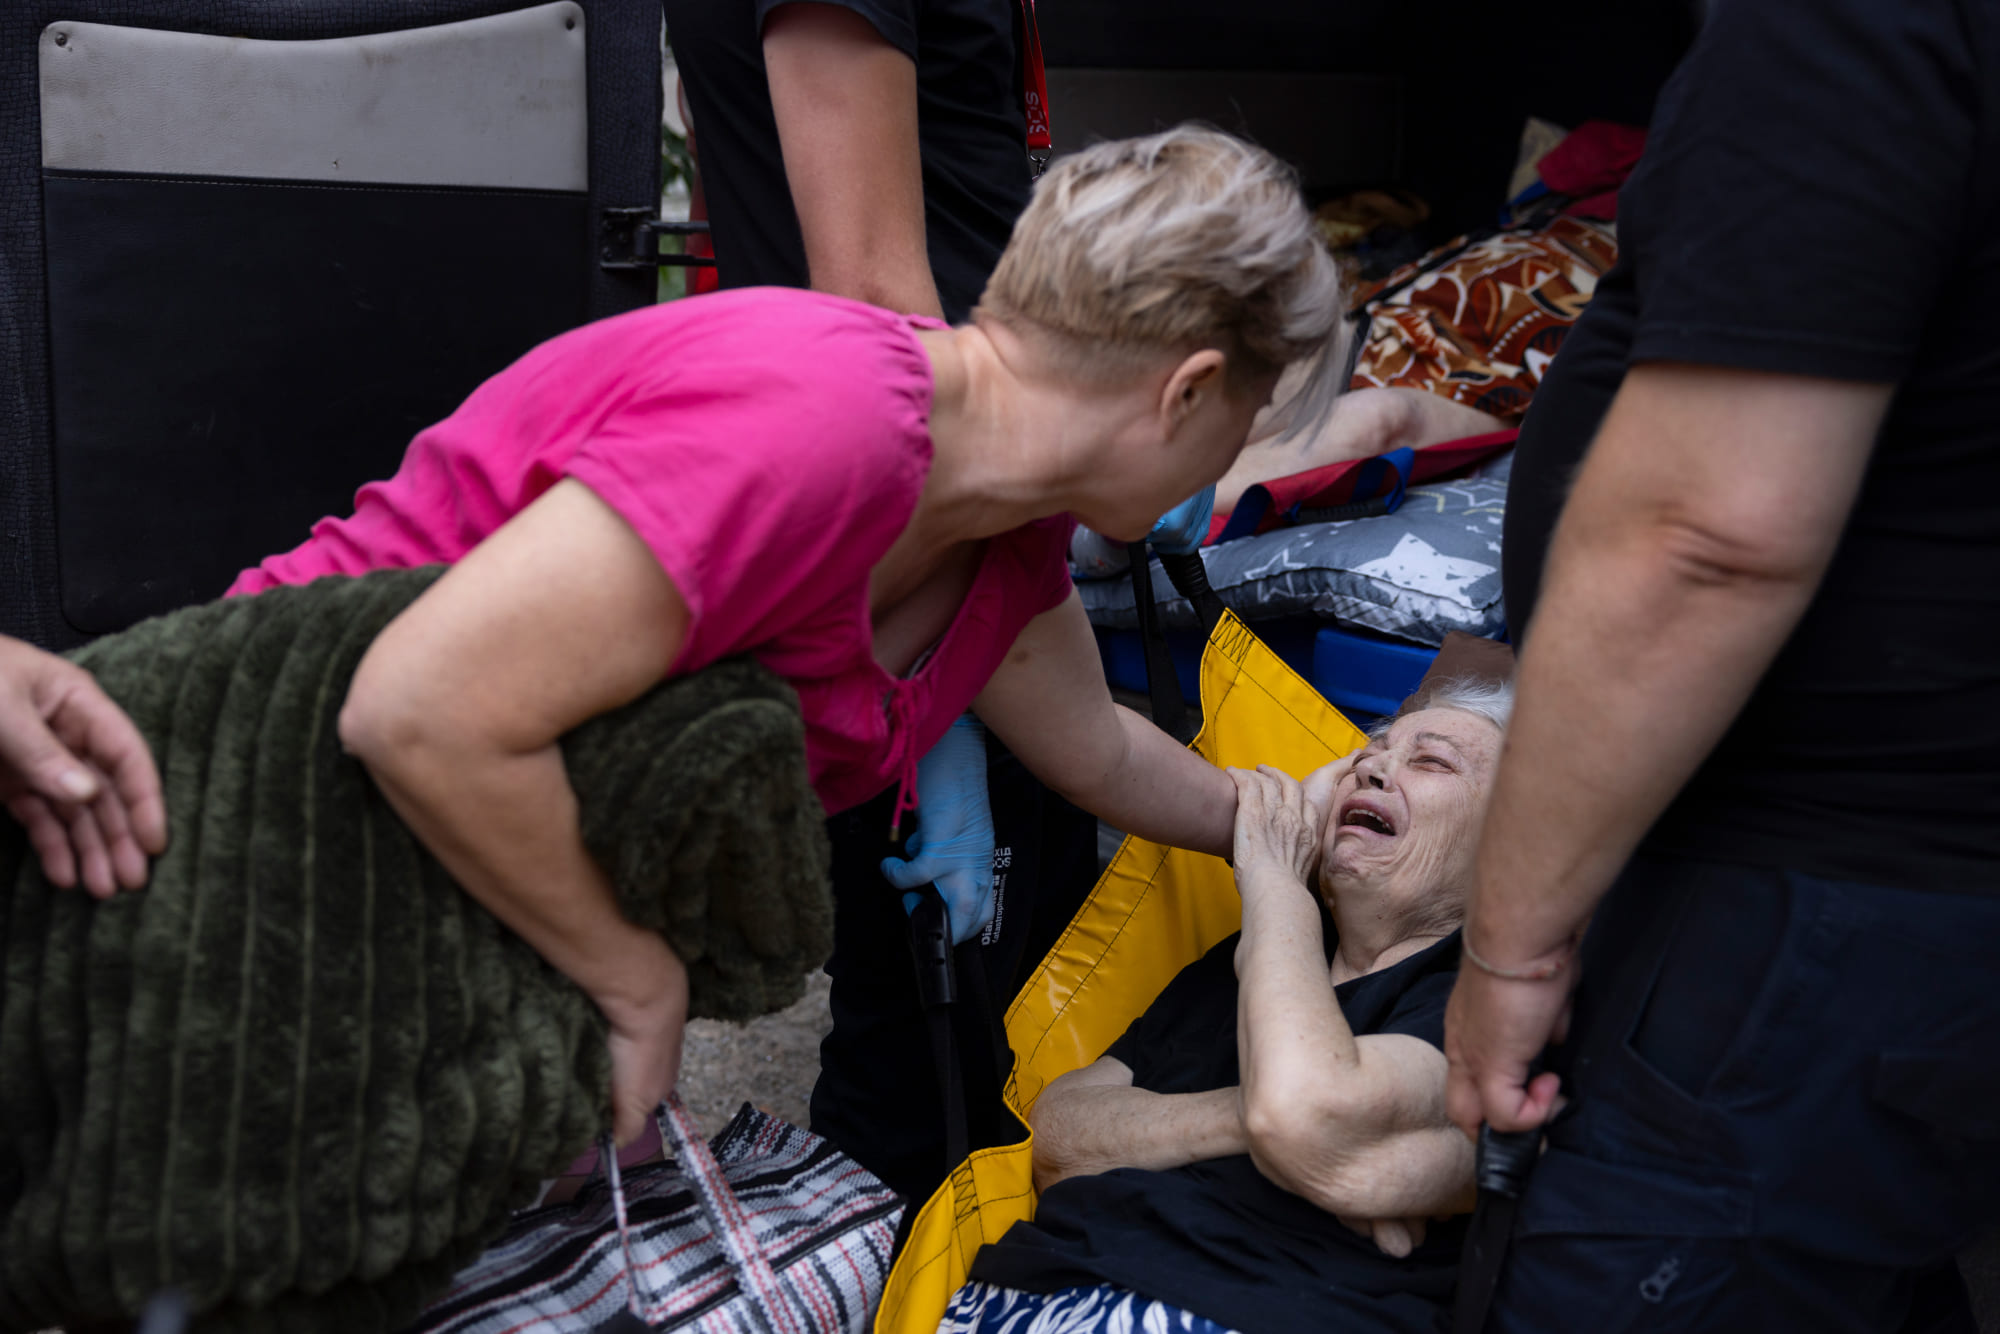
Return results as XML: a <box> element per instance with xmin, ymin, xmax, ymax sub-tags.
<box><xmin>1461</xmin><ymin>934</ymin><xmax>1573</xmax><ymax>982</ymax></box>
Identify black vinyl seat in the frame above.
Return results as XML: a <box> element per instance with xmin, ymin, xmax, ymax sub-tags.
<box><xmin>2</xmin><ymin>0</ymin><xmax>663</xmax><ymax>647</ymax></box>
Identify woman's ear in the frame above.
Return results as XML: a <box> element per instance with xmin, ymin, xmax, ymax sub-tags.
<box><xmin>1158</xmin><ymin>348</ymin><xmax>1228</xmax><ymax>435</ymax></box>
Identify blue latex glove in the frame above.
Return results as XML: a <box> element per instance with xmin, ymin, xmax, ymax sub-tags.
<box><xmin>880</xmin><ymin>713</ymin><xmax>995</xmax><ymax>945</ymax></box>
<box><xmin>1148</xmin><ymin>485</ymin><xmax>1216</xmax><ymax>555</ymax></box>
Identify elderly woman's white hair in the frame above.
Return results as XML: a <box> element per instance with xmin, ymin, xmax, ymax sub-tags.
<box><xmin>1370</xmin><ymin>676</ymin><xmax>1516</xmax><ymax>741</ymax></box>
<box><xmin>974</xmin><ymin>125</ymin><xmax>1346</xmax><ymax>437</ymax></box>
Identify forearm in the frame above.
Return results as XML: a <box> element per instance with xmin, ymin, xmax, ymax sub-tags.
<box><xmin>995</xmin><ymin>702</ymin><xmax>1235</xmax><ymax>857</ymax></box>
<box><xmin>1236</xmin><ymin>869</ymin><xmax>1359</xmax><ymax>1088</ymax></box>
<box><xmin>1233</xmin><ymin>863</ymin><xmax>1468</xmax><ymax>1217</ymax></box>
<box><xmin>1222</xmin><ymin>387</ymin><xmax>1500</xmax><ymax>514</ymax></box>
<box><xmin>1472</xmin><ymin>522</ymin><xmax>1822</xmax><ymax>964</ymax></box>
<box><xmin>1031</xmin><ymin>1081</ymin><xmax>1245</xmax><ymax>1191</ymax></box>
<box><xmin>808</xmin><ymin>251</ymin><xmax>942</xmax><ymax>321</ymax></box>
<box><xmin>764</xmin><ymin>2</ymin><xmax>941</xmax><ymax>319</ymax></box>
<box><xmin>1077</xmin><ymin>706</ymin><xmax>1235</xmax><ymax>857</ymax></box>
<box><xmin>1235</xmin><ymin>868</ymin><xmax>1371</xmax><ymax>1196</ymax></box>
<box><xmin>975</xmin><ymin>596</ymin><xmax>1235</xmax><ymax>856</ymax></box>
<box><xmin>1476</xmin><ymin>366</ymin><xmax>1884</xmax><ymax>966</ymax></box>
<box><xmin>359</xmin><ymin>738</ymin><xmax>674</xmax><ymax>1007</ymax></box>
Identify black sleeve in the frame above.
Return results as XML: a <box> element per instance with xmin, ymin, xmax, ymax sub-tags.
<box><xmin>1619</xmin><ymin>0</ymin><xmax>1976</xmax><ymax>382</ymax></box>
<box><xmin>1503</xmin><ymin>259</ymin><xmax>1638</xmax><ymax>639</ymax></box>
<box><xmin>1103</xmin><ymin>934</ymin><xmax>1242</xmax><ymax>1095</ymax></box>
<box><xmin>756</xmin><ymin>0</ymin><xmax>919</xmax><ymax>59</ymax></box>
<box><xmin>1371</xmin><ymin>968</ymin><xmax>1455</xmax><ymax>1052</ymax></box>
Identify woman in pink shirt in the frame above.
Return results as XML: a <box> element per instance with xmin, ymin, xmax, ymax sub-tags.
<box><xmin>230</xmin><ymin>128</ymin><xmax>1344</xmax><ymax>1148</ymax></box>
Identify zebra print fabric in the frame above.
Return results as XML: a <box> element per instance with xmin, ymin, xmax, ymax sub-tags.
<box><xmin>938</xmin><ymin>1281</ymin><xmax>1241</xmax><ymax>1334</ymax></box>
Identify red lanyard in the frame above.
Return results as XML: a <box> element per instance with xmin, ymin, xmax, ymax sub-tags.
<box><xmin>1018</xmin><ymin>0</ymin><xmax>1052</xmax><ymax>175</ymax></box>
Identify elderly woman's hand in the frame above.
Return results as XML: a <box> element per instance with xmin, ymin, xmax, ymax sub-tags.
<box><xmin>1337</xmin><ymin>1212</ymin><xmax>1428</xmax><ymax>1260</ymax></box>
<box><xmin>1302</xmin><ymin>751</ymin><xmax>1358</xmax><ymax>815</ymax></box>
<box><xmin>1228</xmin><ymin>764</ymin><xmax>1324</xmax><ymax>892</ymax></box>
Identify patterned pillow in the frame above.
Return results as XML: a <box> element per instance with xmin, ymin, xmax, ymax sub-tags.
<box><xmin>1349</xmin><ymin>217</ymin><xmax>1617</xmax><ymax>422</ymax></box>
<box><xmin>1078</xmin><ymin>453</ymin><xmax>1512</xmax><ymax>648</ymax></box>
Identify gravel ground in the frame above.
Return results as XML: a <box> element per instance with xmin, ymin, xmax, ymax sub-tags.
<box><xmin>676</xmin><ymin>970</ymin><xmax>833</xmax><ymax>1137</ymax></box>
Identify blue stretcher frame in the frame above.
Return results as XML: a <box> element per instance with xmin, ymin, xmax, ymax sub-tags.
<box><xmin>1094</xmin><ymin>619</ymin><xmax>1444</xmax><ymax>727</ymax></box>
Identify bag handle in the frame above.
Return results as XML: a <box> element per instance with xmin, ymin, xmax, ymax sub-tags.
<box><xmin>593</xmin><ymin>1095</ymin><xmax>810</xmax><ymax>1334</ymax></box>
<box><xmin>593</xmin><ymin>1132</ymin><xmax>653</xmax><ymax>1333</ymax></box>
<box><xmin>1288</xmin><ymin>446</ymin><xmax>1415</xmax><ymax>525</ymax></box>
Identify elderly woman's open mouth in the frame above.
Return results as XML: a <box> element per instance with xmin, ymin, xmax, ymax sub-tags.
<box><xmin>1336</xmin><ymin>793</ymin><xmax>1400</xmax><ymax>839</ymax></box>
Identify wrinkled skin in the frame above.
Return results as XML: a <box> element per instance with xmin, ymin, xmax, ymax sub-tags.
<box><xmin>1317</xmin><ymin>707</ymin><xmax>1504</xmax><ymax>941</ymax></box>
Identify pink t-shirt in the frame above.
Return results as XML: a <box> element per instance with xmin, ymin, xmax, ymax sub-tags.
<box><xmin>228</xmin><ymin>288</ymin><xmax>1074</xmax><ymax>816</ymax></box>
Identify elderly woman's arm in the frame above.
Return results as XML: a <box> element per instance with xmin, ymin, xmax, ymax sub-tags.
<box><xmin>973</xmin><ymin>592</ymin><xmax>1236</xmax><ymax>857</ymax></box>
<box><xmin>1028</xmin><ymin>1057</ymin><xmax>1247</xmax><ymax>1193</ymax></box>
<box><xmin>338</xmin><ymin>479</ymin><xmax>692</xmax><ymax>1147</ymax></box>
<box><xmin>1228</xmin><ymin>768</ymin><xmax>1474</xmax><ymax>1230</ymax></box>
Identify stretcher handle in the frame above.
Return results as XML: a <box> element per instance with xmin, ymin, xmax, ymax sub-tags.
<box><xmin>1157</xmin><ymin>551</ymin><xmax>1227</xmax><ymax>640</ymax></box>
<box><xmin>1475</xmin><ymin>1123</ymin><xmax>1540</xmax><ymax>1199</ymax></box>
<box><xmin>1127</xmin><ymin>542</ymin><xmax>1194</xmax><ymax>742</ymax></box>
<box><xmin>908</xmin><ymin>887</ymin><xmax>969</xmax><ymax>1171</ymax></box>
<box><xmin>1452</xmin><ymin>1053</ymin><xmax>1550</xmax><ymax>1334</ymax></box>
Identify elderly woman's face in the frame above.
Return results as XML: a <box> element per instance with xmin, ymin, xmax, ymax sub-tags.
<box><xmin>1319</xmin><ymin>707</ymin><xmax>1503</xmax><ymax>921</ymax></box>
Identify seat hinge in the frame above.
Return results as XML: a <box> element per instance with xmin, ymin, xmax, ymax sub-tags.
<box><xmin>598</xmin><ymin>207</ymin><xmax>715</xmax><ymax>271</ymax></box>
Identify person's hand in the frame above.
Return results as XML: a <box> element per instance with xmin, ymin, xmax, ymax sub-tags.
<box><xmin>880</xmin><ymin>713</ymin><xmax>995</xmax><ymax>944</ymax></box>
<box><xmin>1148</xmin><ymin>485</ymin><xmax>1216</xmax><ymax>556</ymax></box>
<box><xmin>1227</xmin><ymin>764</ymin><xmax>1322</xmax><ymax>892</ymax></box>
<box><xmin>1302</xmin><ymin>750</ymin><xmax>1359</xmax><ymax>815</ymax></box>
<box><xmin>1337</xmin><ymin>1213</ymin><xmax>1429</xmax><ymax>1259</ymax></box>
<box><xmin>1442</xmin><ymin>949</ymin><xmax>1574</xmax><ymax>1140</ymax></box>
<box><xmin>596</xmin><ymin>938</ymin><xmax>692</xmax><ymax>1147</ymax></box>
<box><xmin>0</xmin><ymin>635</ymin><xmax>167</xmax><ymax>897</ymax></box>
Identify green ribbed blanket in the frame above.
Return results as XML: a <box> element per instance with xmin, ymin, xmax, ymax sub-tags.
<box><xmin>0</xmin><ymin>568</ymin><xmax>832</xmax><ymax>1332</ymax></box>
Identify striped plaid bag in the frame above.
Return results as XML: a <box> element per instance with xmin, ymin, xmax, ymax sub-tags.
<box><xmin>413</xmin><ymin>1097</ymin><xmax>904</xmax><ymax>1334</ymax></box>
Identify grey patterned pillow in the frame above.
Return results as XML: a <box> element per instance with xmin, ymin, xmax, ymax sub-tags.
<box><xmin>1078</xmin><ymin>453</ymin><xmax>1512</xmax><ymax>648</ymax></box>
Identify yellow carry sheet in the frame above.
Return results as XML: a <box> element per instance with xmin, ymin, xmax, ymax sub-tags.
<box><xmin>875</xmin><ymin>612</ymin><xmax>1369</xmax><ymax>1334</ymax></box>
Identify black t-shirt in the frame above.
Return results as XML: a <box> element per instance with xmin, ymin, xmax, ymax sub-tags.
<box><xmin>662</xmin><ymin>0</ymin><xmax>1031</xmax><ymax>323</ymax></box>
<box><xmin>969</xmin><ymin>925</ymin><xmax>1466</xmax><ymax>1334</ymax></box>
<box><xmin>1503</xmin><ymin>0</ymin><xmax>2000</xmax><ymax>890</ymax></box>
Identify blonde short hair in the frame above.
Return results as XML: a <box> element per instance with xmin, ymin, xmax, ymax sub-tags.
<box><xmin>976</xmin><ymin>125</ymin><xmax>1345</xmax><ymax>435</ymax></box>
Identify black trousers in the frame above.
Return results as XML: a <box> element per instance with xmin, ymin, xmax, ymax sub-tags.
<box><xmin>1488</xmin><ymin>855</ymin><xmax>2000</xmax><ymax>1334</ymax></box>
<box><xmin>808</xmin><ymin>744</ymin><xmax>1099</xmax><ymax>1203</ymax></box>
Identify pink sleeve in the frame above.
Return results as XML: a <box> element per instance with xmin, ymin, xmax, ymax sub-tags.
<box><xmin>562</xmin><ymin>333</ymin><xmax>933</xmax><ymax>673</ymax></box>
<box><xmin>1031</xmin><ymin>516</ymin><xmax>1078</xmax><ymax>613</ymax></box>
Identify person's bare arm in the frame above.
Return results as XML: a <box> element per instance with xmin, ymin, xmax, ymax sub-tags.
<box><xmin>1230</xmin><ymin>768</ymin><xmax>1473</xmax><ymax>1246</ymax></box>
<box><xmin>973</xmin><ymin>593</ymin><xmax>1235</xmax><ymax>857</ymax></box>
<box><xmin>1219</xmin><ymin>387</ymin><xmax>1503</xmax><ymax>515</ymax></box>
<box><xmin>1444</xmin><ymin>364</ymin><xmax>1892</xmax><ymax>1137</ymax></box>
<box><xmin>338</xmin><ymin>479</ymin><xmax>693</xmax><ymax>1146</ymax></box>
<box><xmin>1029</xmin><ymin>1056</ymin><xmax>1247</xmax><ymax>1192</ymax></box>
<box><xmin>764</xmin><ymin>3</ymin><xmax>942</xmax><ymax>318</ymax></box>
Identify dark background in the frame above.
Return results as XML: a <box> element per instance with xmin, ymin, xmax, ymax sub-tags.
<box><xmin>1038</xmin><ymin>0</ymin><xmax>1700</xmax><ymax>242</ymax></box>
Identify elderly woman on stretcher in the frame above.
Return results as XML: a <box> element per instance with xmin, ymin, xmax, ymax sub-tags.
<box><xmin>939</xmin><ymin>680</ymin><xmax>1513</xmax><ymax>1334</ymax></box>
